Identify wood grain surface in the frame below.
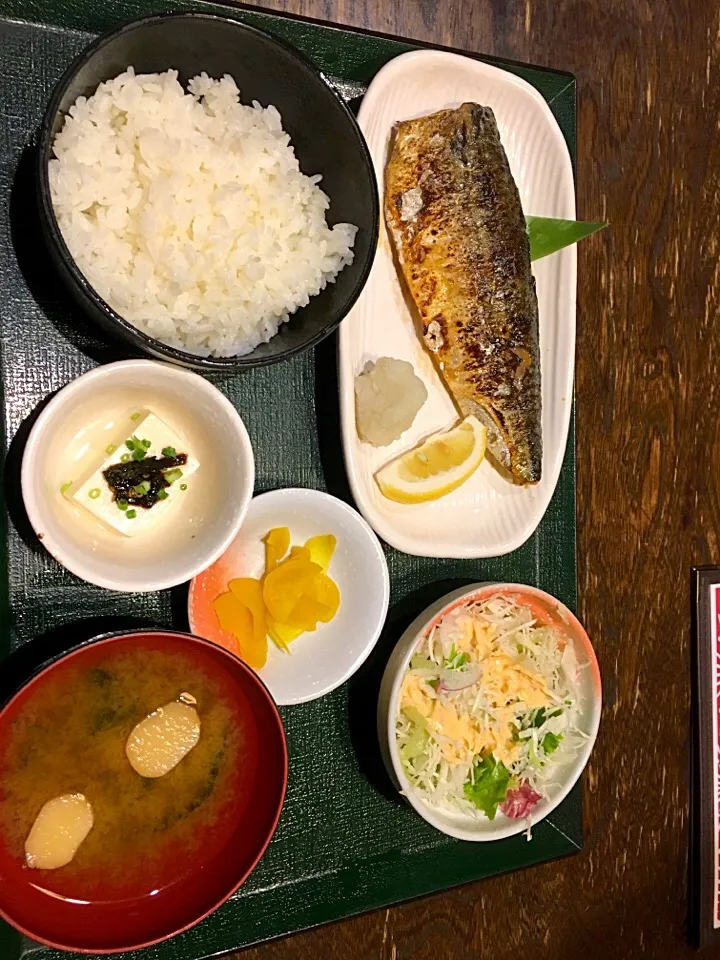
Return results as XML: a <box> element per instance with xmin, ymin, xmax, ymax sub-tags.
<box><xmin>217</xmin><ymin>0</ymin><xmax>717</xmax><ymax>958</ymax></box>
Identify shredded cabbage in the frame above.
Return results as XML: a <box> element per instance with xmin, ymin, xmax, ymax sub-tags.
<box><xmin>396</xmin><ymin>593</ymin><xmax>585</xmax><ymax>824</ymax></box>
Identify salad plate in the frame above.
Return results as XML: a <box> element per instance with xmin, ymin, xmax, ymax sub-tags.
<box><xmin>379</xmin><ymin>583</ymin><xmax>601</xmax><ymax>841</ymax></box>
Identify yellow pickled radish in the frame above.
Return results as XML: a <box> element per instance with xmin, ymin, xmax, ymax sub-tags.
<box><xmin>213</xmin><ymin>591</ymin><xmax>267</xmax><ymax>669</ymax></box>
<box><xmin>285</xmin><ymin>594</ymin><xmax>326</xmax><ymax>632</ymax></box>
<box><xmin>214</xmin><ymin>591</ymin><xmax>252</xmax><ymax>638</ymax></box>
<box><xmin>263</xmin><ymin>556</ymin><xmax>322</xmax><ymax>622</ymax></box>
<box><xmin>213</xmin><ymin>527</ymin><xmax>342</xmax><ymax>666</ymax></box>
<box><xmin>263</xmin><ymin>526</ymin><xmax>290</xmax><ymax>573</ymax></box>
<box><xmin>304</xmin><ymin>534</ymin><xmax>337</xmax><ymax>572</ymax></box>
<box><xmin>267</xmin><ymin>623</ymin><xmax>291</xmax><ymax>653</ymax></box>
<box><xmin>267</xmin><ymin>616</ymin><xmax>304</xmax><ymax>649</ymax></box>
<box><xmin>229</xmin><ymin>578</ymin><xmax>267</xmax><ymax>650</ymax></box>
<box><xmin>313</xmin><ymin>574</ymin><xmax>341</xmax><ymax>622</ymax></box>
<box><xmin>288</xmin><ymin>545</ymin><xmax>311</xmax><ymax>562</ymax></box>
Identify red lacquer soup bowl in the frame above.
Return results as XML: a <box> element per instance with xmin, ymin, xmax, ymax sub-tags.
<box><xmin>0</xmin><ymin>630</ymin><xmax>287</xmax><ymax>953</ymax></box>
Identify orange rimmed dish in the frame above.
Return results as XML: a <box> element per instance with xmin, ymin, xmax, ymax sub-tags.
<box><xmin>378</xmin><ymin>582</ymin><xmax>601</xmax><ymax>842</ymax></box>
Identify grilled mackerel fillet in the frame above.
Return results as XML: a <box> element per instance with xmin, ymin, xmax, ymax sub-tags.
<box><xmin>385</xmin><ymin>102</ymin><xmax>542</xmax><ymax>484</ymax></box>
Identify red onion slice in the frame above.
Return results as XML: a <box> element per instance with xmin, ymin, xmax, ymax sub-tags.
<box><xmin>500</xmin><ymin>781</ymin><xmax>542</xmax><ymax>819</ymax></box>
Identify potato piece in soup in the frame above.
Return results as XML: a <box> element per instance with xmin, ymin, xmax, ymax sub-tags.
<box><xmin>126</xmin><ymin>697</ymin><xmax>201</xmax><ymax>778</ymax></box>
<box><xmin>25</xmin><ymin>793</ymin><xmax>94</xmax><ymax>870</ymax></box>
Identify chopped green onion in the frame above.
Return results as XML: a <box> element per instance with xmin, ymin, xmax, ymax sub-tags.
<box><xmin>132</xmin><ymin>481</ymin><xmax>151</xmax><ymax>496</ymax></box>
<box><xmin>444</xmin><ymin>644</ymin><xmax>469</xmax><ymax>670</ymax></box>
<box><xmin>130</xmin><ymin>412</ymin><xmax>141</xmax><ymax>421</ymax></box>
<box><xmin>164</xmin><ymin>468</ymin><xmax>183</xmax><ymax>484</ymax></box>
<box><xmin>88</xmin><ymin>488</ymin><xmax>101</xmax><ymax>500</ymax></box>
<box><xmin>141</xmin><ymin>438</ymin><xmax>151</xmax><ymax>449</ymax></box>
<box><xmin>161</xmin><ymin>446</ymin><xmax>176</xmax><ymax>457</ymax></box>
<box><xmin>117</xmin><ymin>499</ymin><xmax>128</xmax><ymax>511</ymax></box>
<box><xmin>156</xmin><ymin>488</ymin><xmax>169</xmax><ymax>501</ymax></box>
<box><xmin>125</xmin><ymin>509</ymin><xmax>137</xmax><ymax>519</ymax></box>
<box><xmin>60</xmin><ymin>481</ymin><xmax>72</xmax><ymax>494</ymax></box>
<box><xmin>120</xmin><ymin>453</ymin><xmax>131</xmax><ymax>463</ymax></box>
<box><xmin>180</xmin><ymin>483</ymin><xmax>188</xmax><ymax>491</ymax></box>
<box><xmin>105</xmin><ymin>443</ymin><xmax>117</xmax><ymax>455</ymax></box>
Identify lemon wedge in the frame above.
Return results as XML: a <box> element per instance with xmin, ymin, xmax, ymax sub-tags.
<box><xmin>375</xmin><ymin>416</ymin><xmax>487</xmax><ymax>503</ymax></box>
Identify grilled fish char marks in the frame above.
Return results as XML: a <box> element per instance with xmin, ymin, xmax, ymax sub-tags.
<box><xmin>385</xmin><ymin>102</ymin><xmax>542</xmax><ymax>485</ymax></box>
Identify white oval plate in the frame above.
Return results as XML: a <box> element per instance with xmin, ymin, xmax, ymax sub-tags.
<box><xmin>188</xmin><ymin>488</ymin><xmax>390</xmax><ymax>706</ymax></box>
<box><xmin>339</xmin><ymin>50</ymin><xmax>576</xmax><ymax>558</ymax></box>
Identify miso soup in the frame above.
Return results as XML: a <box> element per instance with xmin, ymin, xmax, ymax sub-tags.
<box><xmin>0</xmin><ymin>638</ymin><xmax>255</xmax><ymax>899</ymax></box>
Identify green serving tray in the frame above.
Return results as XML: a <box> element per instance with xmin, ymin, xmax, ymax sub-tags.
<box><xmin>0</xmin><ymin>3</ymin><xmax>579</xmax><ymax>958</ymax></box>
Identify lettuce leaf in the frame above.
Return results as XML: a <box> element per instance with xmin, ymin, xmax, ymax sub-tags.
<box><xmin>527</xmin><ymin>216</ymin><xmax>606</xmax><ymax>262</ymax></box>
<box><xmin>542</xmin><ymin>732</ymin><xmax>563</xmax><ymax>755</ymax></box>
<box><xmin>463</xmin><ymin>755</ymin><xmax>510</xmax><ymax>820</ymax></box>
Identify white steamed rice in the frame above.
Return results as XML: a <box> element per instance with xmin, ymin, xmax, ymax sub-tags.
<box><xmin>49</xmin><ymin>68</ymin><xmax>358</xmax><ymax>357</ymax></box>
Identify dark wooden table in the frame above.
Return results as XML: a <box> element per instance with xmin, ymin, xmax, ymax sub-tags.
<box><xmin>225</xmin><ymin>1</ymin><xmax>714</xmax><ymax>957</ymax></box>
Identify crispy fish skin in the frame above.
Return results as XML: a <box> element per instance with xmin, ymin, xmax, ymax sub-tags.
<box><xmin>384</xmin><ymin>102</ymin><xmax>542</xmax><ymax>484</ymax></box>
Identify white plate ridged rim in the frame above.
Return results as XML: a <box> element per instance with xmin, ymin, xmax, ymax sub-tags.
<box><xmin>338</xmin><ymin>49</ymin><xmax>576</xmax><ymax>559</ymax></box>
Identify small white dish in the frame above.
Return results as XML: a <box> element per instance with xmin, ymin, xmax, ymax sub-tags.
<box><xmin>188</xmin><ymin>488</ymin><xmax>390</xmax><ymax>706</ymax></box>
<box><xmin>21</xmin><ymin>359</ymin><xmax>254</xmax><ymax>592</ymax></box>
<box><xmin>339</xmin><ymin>49</ymin><xmax>576</xmax><ymax>558</ymax></box>
<box><xmin>378</xmin><ymin>583</ymin><xmax>601</xmax><ymax>841</ymax></box>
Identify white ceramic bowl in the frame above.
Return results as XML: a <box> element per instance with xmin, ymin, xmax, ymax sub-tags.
<box><xmin>378</xmin><ymin>582</ymin><xmax>601</xmax><ymax>841</ymax></box>
<box><xmin>189</xmin><ymin>488</ymin><xmax>390</xmax><ymax>705</ymax></box>
<box><xmin>21</xmin><ymin>360</ymin><xmax>254</xmax><ymax>592</ymax></box>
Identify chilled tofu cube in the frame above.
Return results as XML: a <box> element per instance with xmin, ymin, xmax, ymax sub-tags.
<box><xmin>67</xmin><ymin>411</ymin><xmax>199</xmax><ymax>537</ymax></box>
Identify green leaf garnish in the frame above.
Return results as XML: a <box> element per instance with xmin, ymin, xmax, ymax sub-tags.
<box><xmin>531</xmin><ymin>706</ymin><xmax>562</xmax><ymax>728</ymax></box>
<box><xmin>141</xmin><ymin>438</ymin><xmax>151</xmax><ymax>449</ymax></box>
<box><xmin>161</xmin><ymin>446</ymin><xmax>176</xmax><ymax>457</ymax></box>
<box><xmin>444</xmin><ymin>644</ymin><xmax>469</xmax><ymax>670</ymax></box>
<box><xmin>463</xmin><ymin>755</ymin><xmax>510</xmax><ymax>821</ymax></box>
<box><xmin>542</xmin><ymin>732</ymin><xmax>563</xmax><ymax>755</ymax></box>
<box><xmin>526</xmin><ymin>216</ymin><xmax>606</xmax><ymax>262</ymax></box>
<box><xmin>125</xmin><ymin>439</ymin><xmax>135</xmax><ymax>451</ymax></box>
